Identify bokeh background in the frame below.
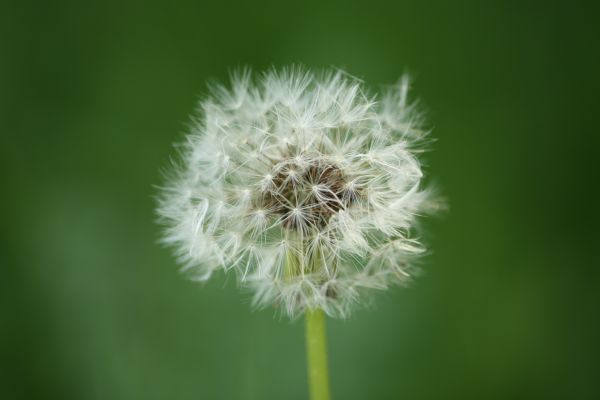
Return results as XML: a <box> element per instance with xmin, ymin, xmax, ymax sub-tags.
<box><xmin>2</xmin><ymin>0</ymin><xmax>599</xmax><ymax>399</ymax></box>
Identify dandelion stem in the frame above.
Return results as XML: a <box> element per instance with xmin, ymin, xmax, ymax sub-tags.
<box><xmin>305</xmin><ymin>308</ymin><xmax>331</xmax><ymax>400</ymax></box>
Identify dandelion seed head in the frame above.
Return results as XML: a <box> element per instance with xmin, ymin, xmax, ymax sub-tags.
<box><xmin>157</xmin><ymin>67</ymin><xmax>440</xmax><ymax>318</ymax></box>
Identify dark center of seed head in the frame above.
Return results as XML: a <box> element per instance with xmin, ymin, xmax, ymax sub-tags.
<box><xmin>261</xmin><ymin>160</ymin><xmax>356</xmax><ymax>230</ymax></box>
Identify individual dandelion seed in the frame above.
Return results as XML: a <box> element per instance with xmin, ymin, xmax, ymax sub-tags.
<box><xmin>156</xmin><ymin>67</ymin><xmax>441</xmax><ymax>400</ymax></box>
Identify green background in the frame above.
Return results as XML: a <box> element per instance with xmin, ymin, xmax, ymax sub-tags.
<box><xmin>2</xmin><ymin>0</ymin><xmax>599</xmax><ymax>399</ymax></box>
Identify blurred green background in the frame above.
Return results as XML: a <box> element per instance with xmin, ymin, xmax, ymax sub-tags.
<box><xmin>2</xmin><ymin>0</ymin><xmax>599</xmax><ymax>399</ymax></box>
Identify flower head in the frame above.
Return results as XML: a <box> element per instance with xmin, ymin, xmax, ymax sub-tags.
<box><xmin>157</xmin><ymin>67</ymin><xmax>439</xmax><ymax>318</ymax></box>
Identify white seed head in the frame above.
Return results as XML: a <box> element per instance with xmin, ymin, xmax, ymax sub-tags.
<box><xmin>157</xmin><ymin>67</ymin><xmax>439</xmax><ymax>318</ymax></box>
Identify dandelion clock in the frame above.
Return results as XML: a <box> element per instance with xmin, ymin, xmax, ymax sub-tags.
<box><xmin>157</xmin><ymin>67</ymin><xmax>441</xmax><ymax>400</ymax></box>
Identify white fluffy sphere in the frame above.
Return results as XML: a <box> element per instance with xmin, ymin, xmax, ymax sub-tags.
<box><xmin>157</xmin><ymin>68</ymin><xmax>438</xmax><ymax>318</ymax></box>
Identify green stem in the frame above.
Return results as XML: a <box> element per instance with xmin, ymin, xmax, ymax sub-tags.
<box><xmin>305</xmin><ymin>308</ymin><xmax>332</xmax><ymax>400</ymax></box>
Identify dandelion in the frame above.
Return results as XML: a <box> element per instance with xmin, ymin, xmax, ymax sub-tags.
<box><xmin>157</xmin><ymin>67</ymin><xmax>440</xmax><ymax>400</ymax></box>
